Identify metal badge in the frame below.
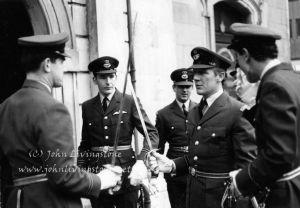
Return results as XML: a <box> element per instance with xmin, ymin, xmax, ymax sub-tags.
<box><xmin>103</xmin><ymin>60</ymin><xmax>111</xmax><ymax>68</ymax></box>
<box><xmin>181</xmin><ymin>71</ymin><xmax>188</xmax><ymax>79</ymax></box>
<box><xmin>193</xmin><ymin>54</ymin><xmax>200</xmax><ymax>60</ymax></box>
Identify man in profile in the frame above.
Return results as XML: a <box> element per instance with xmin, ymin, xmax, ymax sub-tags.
<box><xmin>0</xmin><ymin>33</ymin><xmax>122</xmax><ymax>208</ymax></box>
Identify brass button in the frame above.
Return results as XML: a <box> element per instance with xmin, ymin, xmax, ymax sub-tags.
<box><xmin>193</xmin><ymin>156</ymin><xmax>198</xmax><ymax>161</ymax></box>
<box><xmin>171</xmin><ymin>126</ymin><xmax>174</xmax><ymax>130</ymax></box>
<box><xmin>212</xmin><ymin>133</ymin><xmax>216</xmax><ymax>137</ymax></box>
<box><xmin>104</xmin><ymin>116</ymin><xmax>108</xmax><ymax>119</ymax></box>
<box><xmin>197</xmin><ymin>126</ymin><xmax>201</xmax><ymax>130</ymax></box>
<box><xmin>105</xmin><ymin>136</ymin><xmax>109</xmax><ymax>140</ymax></box>
<box><xmin>88</xmin><ymin>123</ymin><xmax>92</xmax><ymax>126</ymax></box>
<box><xmin>190</xmin><ymin>168</ymin><xmax>195</xmax><ymax>176</ymax></box>
<box><xmin>103</xmin><ymin>146</ymin><xmax>109</xmax><ymax>153</ymax></box>
<box><xmin>104</xmin><ymin>126</ymin><xmax>108</xmax><ymax>130</ymax></box>
<box><xmin>195</xmin><ymin>141</ymin><xmax>199</xmax><ymax>145</ymax></box>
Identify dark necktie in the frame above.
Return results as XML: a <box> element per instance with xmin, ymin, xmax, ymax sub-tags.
<box><xmin>182</xmin><ymin>103</ymin><xmax>188</xmax><ymax>117</ymax></box>
<box><xmin>102</xmin><ymin>97</ymin><xmax>108</xmax><ymax>112</ymax></box>
<box><xmin>199</xmin><ymin>97</ymin><xmax>207</xmax><ymax>118</ymax></box>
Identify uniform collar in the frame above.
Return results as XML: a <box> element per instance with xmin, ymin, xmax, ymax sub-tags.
<box><xmin>260</xmin><ymin>59</ymin><xmax>281</xmax><ymax>79</ymax></box>
<box><xmin>99</xmin><ymin>88</ymin><xmax>116</xmax><ymax>103</ymax></box>
<box><xmin>176</xmin><ymin>99</ymin><xmax>191</xmax><ymax>111</ymax></box>
<box><xmin>205</xmin><ymin>88</ymin><xmax>223</xmax><ymax>108</ymax></box>
<box><xmin>36</xmin><ymin>81</ymin><xmax>51</xmax><ymax>93</ymax></box>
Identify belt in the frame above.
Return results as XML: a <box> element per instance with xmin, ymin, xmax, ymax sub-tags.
<box><xmin>13</xmin><ymin>174</ymin><xmax>48</xmax><ymax>208</ymax></box>
<box><xmin>13</xmin><ymin>173</ymin><xmax>48</xmax><ymax>187</ymax></box>
<box><xmin>277</xmin><ymin>166</ymin><xmax>300</xmax><ymax>182</ymax></box>
<box><xmin>91</xmin><ymin>145</ymin><xmax>131</xmax><ymax>152</ymax></box>
<box><xmin>169</xmin><ymin>145</ymin><xmax>189</xmax><ymax>153</ymax></box>
<box><xmin>189</xmin><ymin>167</ymin><xmax>230</xmax><ymax>179</ymax></box>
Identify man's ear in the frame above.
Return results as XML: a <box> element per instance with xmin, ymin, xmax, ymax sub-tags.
<box><xmin>43</xmin><ymin>58</ymin><xmax>51</xmax><ymax>73</ymax></box>
<box><xmin>241</xmin><ymin>48</ymin><xmax>250</xmax><ymax>62</ymax></box>
<box><xmin>92</xmin><ymin>76</ymin><xmax>97</xmax><ymax>84</ymax></box>
<box><xmin>172</xmin><ymin>84</ymin><xmax>176</xmax><ymax>92</ymax></box>
<box><xmin>217</xmin><ymin>71</ymin><xmax>225</xmax><ymax>83</ymax></box>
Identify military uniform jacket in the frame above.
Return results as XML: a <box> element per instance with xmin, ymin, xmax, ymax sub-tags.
<box><xmin>174</xmin><ymin>92</ymin><xmax>257</xmax><ymax>208</ymax></box>
<box><xmin>236</xmin><ymin>63</ymin><xmax>300</xmax><ymax>208</ymax></box>
<box><xmin>0</xmin><ymin>80</ymin><xmax>101</xmax><ymax>208</ymax></box>
<box><xmin>156</xmin><ymin>100</ymin><xmax>197</xmax><ymax>182</ymax></box>
<box><xmin>77</xmin><ymin>90</ymin><xmax>159</xmax><ymax>191</ymax></box>
<box><xmin>156</xmin><ymin>100</ymin><xmax>197</xmax><ymax>157</ymax></box>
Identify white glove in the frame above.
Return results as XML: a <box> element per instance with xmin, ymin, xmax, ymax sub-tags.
<box><xmin>128</xmin><ymin>160</ymin><xmax>148</xmax><ymax>186</ymax></box>
<box><xmin>147</xmin><ymin>178</ymin><xmax>159</xmax><ymax>195</ymax></box>
<box><xmin>229</xmin><ymin>169</ymin><xmax>242</xmax><ymax>197</ymax></box>
<box><xmin>97</xmin><ymin>164</ymin><xmax>123</xmax><ymax>190</ymax></box>
<box><xmin>148</xmin><ymin>151</ymin><xmax>174</xmax><ymax>173</ymax></box>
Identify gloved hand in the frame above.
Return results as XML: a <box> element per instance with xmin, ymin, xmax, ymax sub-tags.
<box><xmin>147</xmin><ymin>151</ymin><xmax>174</xmax><ymax>173</ymax></box>
<box><xmin>128</xmin><ymin>160</ymin><xmax>148</xmax><ymax>186</ymax></box>
<box><xmin>229</xmin><ymin>169</ymin><xmax>242</xmax><ymax>198</ymax></box>
<box><xmin>148</xmin><ymin>177</ymin><xmax>159</xmax><ymax>195</ymax></box>
<box><xmin>97</xmin><ymin>164</ymin><xmax>123</xmax><ymax>190</ymax></box>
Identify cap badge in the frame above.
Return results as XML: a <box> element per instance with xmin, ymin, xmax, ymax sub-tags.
<box><xmin>181</xmin><ymin>71</ymin><xmax>188</xmax><ymax>80</ymax></box>
<box><xmin>193</xmin><ymin>54</ymin><xmax>200</xmax><ymax>60</ymax></box>
<box><xmin>103</xmin><ymin>60</ymin><xmax>111</xmax><ymax>68</ymax></box>
<box><xmin>209</xmin><ymin>61</ymin><xmax>216</xmax><ymax>66</ymax></box>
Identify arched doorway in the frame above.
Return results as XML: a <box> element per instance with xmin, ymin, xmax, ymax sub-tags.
<box><xmin>214</xmin><ymin>1</ymin><xmax>250</xmax><ymax>54</ymax></box>
<box><xmin>212</xmin><ymin>1</ymin><xmax>255</xmax><ymax>98</ymax></box>
<box><xmin>0</xmin><ymin>1</ymin><xmax>33</xmax><ymax>103</ymax></box>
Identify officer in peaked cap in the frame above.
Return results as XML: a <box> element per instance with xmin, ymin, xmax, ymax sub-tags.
<box><xmin>170</xmin><ymin>68</ymin><xmax>194</xmax><ymax>86</ymax></box>
<box><xmin>155</xmin><ymin>68</ymin><xmax>197</xmax><ymax>208</ymax></box>
<box><xmin>18</xmin><ymin>32</ymin><xmax>71</xmax><ymax>61</ymax></box>
<box><xmin>190</xmin><ymin>47</ymin><xmax>232</xmax><ymax>70</ymax></box>
<box><xmin>191</xmin><ymin>47</ymin><xmax>241</xmax><ymax>99</ymax></box>
<box><xmin>148</xmin><ymin>46</ymin><xmax>256</xmax><ymax>208</ymax></box>
<box><xmin>78</xmin><ymin>56</ymin><xmax>159</xmax><ymax>208</ymax></box>
<box><xmin>0</xmin><ymin>33</ymin><xmax>123</xmax><ymax>208</ymax></box>
<box><xmin>228</xmin><ymin>23</ymin><xmax>300</xmax><ymax>208</ymax></box>
<box><xmin>228</xmin><ymin>23</ymin><xmax>281</xmax><ymax>55</ymax></box>
<box><xmin>88</xmin><ymin>56</ymin><xmax>119</xmax><ymax>75</ymax></box>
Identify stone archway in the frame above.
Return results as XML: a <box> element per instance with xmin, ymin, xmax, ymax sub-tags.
<box><xmin>205</xmin><ymin>0</ymin><xmax>262</xmax><ymax>51</ymax></box>
<box><xmin>21</xmin><ymin>0</ymin><xmax>76</xmax><ymax>49</ymax></box>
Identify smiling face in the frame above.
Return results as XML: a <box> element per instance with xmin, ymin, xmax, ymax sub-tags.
<box><xmin>193</xmin><ymin>68</ymin><xmax>224</xmax><ymax>98</ymax></box>
<box><xmin>173</xmin><ymin>84</ymin><xmax>193</xmax><ymax>103</ymax></box>
<box><xmin>93</xmin><ymin>73</ymin><xmax>117</xmax><ymax>96</ymax></box>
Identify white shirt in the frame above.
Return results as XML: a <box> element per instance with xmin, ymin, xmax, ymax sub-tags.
<box><xmin>99</xmin><ymin>89</ymin><xmax>116</xmax><ymax>106</ymax></box>
<box><xmin>203</xmin><ymin>88</ymin><xmax>223</xmax><ymax>114</ymax></box>
<box><xmin>260</xmin><ymin>59</ymin><xmax>281</xmax><ymax>79</ymax></box>
<box><xmin>205</xmin><ymin>88</ymin><xmax>223</xmax><ymax>108</ymax></box>
<box><xmin>176</xmin><ymin>99</ymin><xmax>191</xmax><ymax>112</ymax></box>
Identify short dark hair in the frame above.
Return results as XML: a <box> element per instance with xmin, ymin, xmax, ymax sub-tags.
<box><xmin>20</xmin><ymin>47</ymin><xmax>65</xmax><ymax>73</ymax></box>
<box><xmin>229</xmin><ymin>37</ymin><xmax>278</xmax><ymax>61</ymax></box>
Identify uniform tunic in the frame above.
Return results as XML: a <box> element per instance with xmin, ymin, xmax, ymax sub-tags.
<box><xmin>174</xmin><ymin>92</ymin><xmax>257</xmax><ymax>208</ymax></box>
<box><xmin>77</xmin><ymin>89</ymin><xmax>159</xmax><ymax>207</ymax></box>
<box><xmin>0</xmin><ymin>80</ymin><xmax>101</xmax><ymax>208</ymax></box>
<box><xmin>156</xmin><ymin>100</ymin><xmax>197</xmax><ymax>208</ymax></box>
<box><xmin>236</xmin><ymin>63</ymin><xmax>300</xmax><ymax>208</ymax></box>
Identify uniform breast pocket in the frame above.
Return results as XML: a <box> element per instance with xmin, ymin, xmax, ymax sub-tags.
<box><xmin>207</xmin><ymin>127</ymin><xmax>228</xmax><ymax>156</ymax></box>
<box><xmin>111</xmin><ymin>112</ymin><xmax>131</xmax><ymax>126</ymax></box>
<box><xmin>87</xmin><ymin>119</ymin><xmax>101</xmax><ymax>130</ymax></box>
